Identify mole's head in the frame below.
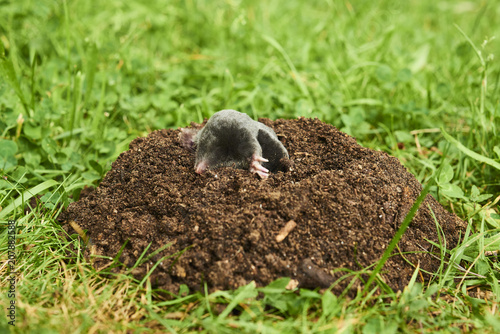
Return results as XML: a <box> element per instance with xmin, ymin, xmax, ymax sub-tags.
<box><xmin>194</xmin><ymin>128</ymin><xmax>257</xmax><ymax>173</ymax></box>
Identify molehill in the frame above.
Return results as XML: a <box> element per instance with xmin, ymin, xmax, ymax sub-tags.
<box><xmin>60</xmin><ymin>117</ymin><xmax>465</xmax><ymax>294</ymax></box>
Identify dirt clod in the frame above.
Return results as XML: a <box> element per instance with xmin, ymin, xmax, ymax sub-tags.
<box><xmin>60</xmin><ymin>117</ymin><xmax>465</xmax><ymax>294</ymax></box>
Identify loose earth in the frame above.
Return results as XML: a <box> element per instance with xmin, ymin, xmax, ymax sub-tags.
<box><xmin>60</xmin><ymin>117</ymin><xmax>465</xmax><ymax>295</ymax></box>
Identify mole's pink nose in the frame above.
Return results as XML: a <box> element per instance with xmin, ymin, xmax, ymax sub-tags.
<box><xmin>195</xmin><ymin>160</ymin><xmax>208</xmax><ymax>174</ymax></box>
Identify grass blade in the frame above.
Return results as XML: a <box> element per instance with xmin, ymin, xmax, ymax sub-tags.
<box><xmin>262</xmin><ymin>34</ymin><xmax>312</xmax><ymax>101</ymax></box>
<box><xmin>0</xmin><ymin>180</ymin><xmax>58</xmax><ymax>219</ymax></box>
<box><xmin>0</xmin><ymin>41</ymin><xmax>29</xmax><ymax>114</ymax></box>
<box><xmin>363</xmin><ymin>176</ymin><xmax>435</xmax><ymax>293</ymax></box>
<box><xmin>441</xmin><ymin>127</ymin><xmax>500</xmax><ymax>170</ymax></box>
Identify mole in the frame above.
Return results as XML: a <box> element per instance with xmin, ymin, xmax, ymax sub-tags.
<box><xmin>179</xmin><ymin>109</ymin><xmax>289</xmax><ymax>178</ymax></box>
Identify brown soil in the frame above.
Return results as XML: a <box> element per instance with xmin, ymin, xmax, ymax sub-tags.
<box><xmin>60</xmin><ymin>117</ymin><xmax>466</xmax><ymax>295</ymax></box>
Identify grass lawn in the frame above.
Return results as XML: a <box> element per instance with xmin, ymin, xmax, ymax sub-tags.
<box><xmin>1</xmin><ymin>0</ymin><xmax>499</xmax><ymax>332</ymax></box>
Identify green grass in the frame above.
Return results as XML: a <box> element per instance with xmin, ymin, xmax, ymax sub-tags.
<box><xmin>1</xmin><ymin>0</ymin><xmax>499</xmax><ymax>332</ymax></box>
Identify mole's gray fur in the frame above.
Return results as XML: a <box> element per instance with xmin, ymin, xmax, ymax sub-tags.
<box><xmin>180</xmin><ymin>109</ymin><xmax>289</xmax><ymax>178</ymax></box>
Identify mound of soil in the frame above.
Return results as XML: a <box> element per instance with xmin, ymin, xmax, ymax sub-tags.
<box><xmin>60</xmin><ymin>117</ymin><xmax>465</xmax><ymax>294</ymax></box>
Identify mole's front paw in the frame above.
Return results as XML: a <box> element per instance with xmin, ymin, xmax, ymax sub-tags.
<box><xmin>250</xmin><ymin>155</ymin><xmax>269</xmax><ymax>179</ymax></box>
<box><xmin>179</xmin><ymin>128</ymin><xmax>198</xmax><ymax>150</ymax></box>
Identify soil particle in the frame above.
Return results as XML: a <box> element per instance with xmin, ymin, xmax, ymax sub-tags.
<box><xmin>60</xmin><ymin>117</ymin><xmax>466</xmax><ymax>294</ymax></box>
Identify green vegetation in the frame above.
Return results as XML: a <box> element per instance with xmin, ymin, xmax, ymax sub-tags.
<box><xmin>1</xmin><ymin>0</ymin><xmax>499</xmax><ymax>332</ymax></box>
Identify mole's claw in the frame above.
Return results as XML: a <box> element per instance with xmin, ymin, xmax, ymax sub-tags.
<box><xmin>250</xmin><ymin>154</ymin><xmax>269</xmax><ymax>178</ymax></box>
<box><xmin>254</xmin><ymin>155</ymin><xmax>269</xmax><ymax>163</ymax></box>
<box><xmin>250</xmin><ymin>160</ymin><xmax>269</xmax><ymax>172</ymax></box>
<box><xmin>256</xmin><ymin>170</ymin><xmax>269</xmax><ymax>179</ymax></box>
